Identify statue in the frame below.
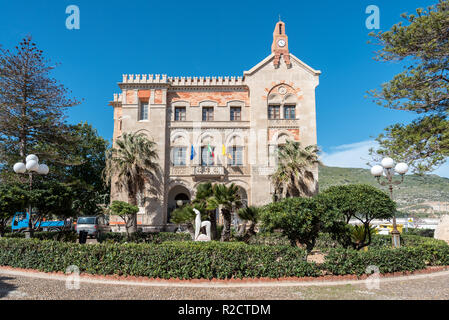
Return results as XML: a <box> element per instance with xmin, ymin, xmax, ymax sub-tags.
<box><xmin>193</xmin><ymin>208</ymin><xmax>211</xmax><ymax>241</ymax></box>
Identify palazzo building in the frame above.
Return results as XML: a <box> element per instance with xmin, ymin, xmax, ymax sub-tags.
<box><xmin>108</xmin><ymin>21</ymin><xmax>321</xmax><ymax>231</ymax></box>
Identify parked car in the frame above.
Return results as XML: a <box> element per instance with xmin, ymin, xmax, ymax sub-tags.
<box><xmin>75</xmin><ymin>216</ymin><xmax>110</xmax><ymax>238</ymax></box>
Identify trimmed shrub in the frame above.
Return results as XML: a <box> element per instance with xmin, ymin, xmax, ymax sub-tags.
<box><xmin>97</xmin><ymin>231</ymin><xmax>192</xmax><ymax>244</ymax></box>
<box><xmin>244</xmin><ymin>232</ymin><xmax>290</xmax><ymax>246</ymax></box>
<box><xmin>403</xmin><ymin>228</ymin><xmax>435</xmax><ymax>238</ymax></box>
<box><xmin>0</xmin><ymin>238</ymin><xmax>319</xmax><ymax>279</ymax></box>
<box><xmin>3</xmin><ymin>231</ymin><xmax>77</xmax><ymax>242</ymax></box>
<box><xmin>370</xmin><ymin>234</ymin><xmax>446</xmax><ymax>248</ymax></box>
<box><xmin>323</xmin><ymin>241</ymin><xmax>449</xmax><ymax>276</ymax></box>
<box><xmin>322</xmin><ymin>247</ymin><xmax>426</xmax><ymax>275</ymax></box>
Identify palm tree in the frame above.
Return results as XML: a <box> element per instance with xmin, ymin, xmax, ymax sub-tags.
<box><xmin>103</xmin><ymin>132</ymin><xmax>159</xmax><ymax>234</ymax></box>
<box><xmin>192</xmin><ymin>182</ymin><xmax>218</xmax><ymax>240</ymax></box>
<box><xmin>207</xmin><ymin>183</ymin><xmax>242</xmax><ymax>242</ymax></box>
<box><xmin>271</xmin><ymin>140</ymin><xmax>320</xmax><ymax>199</ymax></box>
<box><xmin>237</xmin><ymin>206</ymin><xmax>260</xmax><ymax>243</ymax></box>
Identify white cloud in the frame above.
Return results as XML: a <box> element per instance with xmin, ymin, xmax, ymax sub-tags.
<box><xmin>320</xmin><ymin>140</ymin><xmax>378</xmax><ymax>169</ymax></box>
<box><xmin>320</xmin><ymin>140</ymin><xmax>449</xmax><ymax>178</ymax></box>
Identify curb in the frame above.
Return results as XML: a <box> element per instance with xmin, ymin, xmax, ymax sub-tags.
<box><xmin>1</xmin><ymin>266</ymin><xmax>448</xmax><ymax>288</ymax></box>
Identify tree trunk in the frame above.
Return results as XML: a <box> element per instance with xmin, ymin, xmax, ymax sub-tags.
<box><xmin>242</xmin><ymin>222</ymin><xmax>256</xmax><ymax>243</ymax></box>
<box><xmin>127</xmin><ymin>191</ymin><xmax>138</xmax><ymax>235</ymax></box>
<box><xmin>209</xmin><ymin>211</ymin><xmax>217</xmax><ymax>240</ymax></box>
<box><xmin>220</xmin><ymin>209</ymin><xmax>232</xmax><ymax>242</ymax></box>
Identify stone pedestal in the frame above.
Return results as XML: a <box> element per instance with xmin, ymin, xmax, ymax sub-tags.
<box><xmin>434</xmin><ymin>215</ymin><xmax>449</xmax><ymax>243</ymax></box>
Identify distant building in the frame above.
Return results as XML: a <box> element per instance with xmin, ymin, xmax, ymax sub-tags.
<box><xmin>108</xmin><ymin>21</ymin><xmax>321</xmax><ymax>231</ymax></box>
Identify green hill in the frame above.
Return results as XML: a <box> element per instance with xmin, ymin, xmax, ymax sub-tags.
<box><xmin>319</xmin><ymin>165</ymin><xmax>449</xmax><ymax>217</ymax></box>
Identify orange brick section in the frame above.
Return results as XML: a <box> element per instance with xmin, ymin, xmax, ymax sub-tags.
<box><xmin>268</xmin><ymin>129</ymin><xmax>300</xmax><ymax>142</ymax></box>
<box><xmin>138</xmin><ymin>90</ymin><xmax>151</xmax><ymax>102</ymax></box>
<box><xmin>168</xmin><ymin>90</ymin><xmax>249</xmax><ymax>106</ymax></box>
<box><xmin>126</xmin><ymin>91</ymin><xmax>135</xmax><ymax>104</ymax></box>
<box><xmin>154</xmin><ymin>90</ymin><xmax>163</xmax><ymax>104</ymax></box>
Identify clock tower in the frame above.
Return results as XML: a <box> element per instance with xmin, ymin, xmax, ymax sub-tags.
<box><xmin>271</xmin><ymin>20</ymin><xmax>291</xmax><ymax>68</ymax></box>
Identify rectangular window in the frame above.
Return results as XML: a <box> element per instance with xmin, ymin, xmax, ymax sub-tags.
<box><xmin>139</xmin><ymin>102</ymin><xmax>149</xmax><ymax>120</ymax></box>
<box><xmin>230</xmin><ymin>107</ymin><xmax>241</xmax><ymax>121</ymax></box>
<box><xmin>230</xmin><ymin>146</ymin><xmax>243</xmax><ymax>166</ymax></box>
<box><xmin>174</xmin><ymin>107</ymin><xmax>186</xmax><ymax>121</ymax></box>
<box><xmin>268</xmin><ymin>105</ymin><xmax>280</xmax><ymax>119</ymax></box>
<box><xmin>202</xmin><ymin>107</ymin><xmax>214</xmax><ymax>121</ymax></box>
<box><xmin>284</xmin><ymin>105</ymin><xmax>296</xmax><ymax>119</ymax></box>
<box><xmin>201</xmin><ymin>146</ymin><xmax>214</xmax><ymax>166</ymax></box>
<box><xmin>172</xmin><ymin>147</ymin><xmax>186</xmax><ymax>166</ymax></box>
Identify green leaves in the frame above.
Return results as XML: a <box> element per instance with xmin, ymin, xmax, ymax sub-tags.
<box><xmin>109</xmin><ymin>200</ymin><xmax>139</xmax><ymax>218</ymax></box>
<box><xmin>369</xmin><ymin>1</ymin><xmax>449</xmax><ymax>173</ymax></box>
<box><xmin>261</xmin><ymin>197</ymin><xmax>324</xmax><ymax>252</ymax></box>
<box><xmin>0</xmin><ymin>238</ymin><xmax>318</xmax><ymax>279</ymax></box>
<box><xmin>271</xmin><ymin>140</ymin><xmax>320</xmax><ymax>199</ymax></box>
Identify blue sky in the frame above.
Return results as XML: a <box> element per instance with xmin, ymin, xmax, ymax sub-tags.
<box><xmin>2</xmin><ymin>0</ymin><xmax>447</xmax><ymax>176</ymax></box>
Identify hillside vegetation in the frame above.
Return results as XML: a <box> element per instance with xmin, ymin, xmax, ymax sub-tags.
<box><xmin>319</xmin><ymin>166</ymin><xmax>449</xmax><ymax>217</ymax></box>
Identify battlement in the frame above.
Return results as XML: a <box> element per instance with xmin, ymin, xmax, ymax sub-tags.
<box><xmin>121</xmin><ymin>74</ymin><xmax>244</xmax><ymax>86</ymax></box>
<box><xmin>109</xmin><ymin>93</ymin><xmax>123</xmax><ymax>106</ymax></box>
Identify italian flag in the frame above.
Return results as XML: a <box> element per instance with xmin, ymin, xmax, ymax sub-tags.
<box><xmin>208</xmin><ymin>143</ymin><xmax>214</xmax><ymax>157</ymax></box>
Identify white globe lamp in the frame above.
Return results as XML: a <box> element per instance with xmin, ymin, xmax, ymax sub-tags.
<box><xmin>370</xmin><ymin>165</ymin><xmax>383</xmax><ymax>177</ymax></box>
<box><xmin>13</xmin><ymin>162</ymin><xmax>26</xmax><ymax>174</ymax></box>
<box><xmin>37</xmin><ymin>164</ymin><xmax>49</xmax><ymax>175</ymax></box>
<box><xmin>381</xmin><ymin>157</ymin><xmax>394</xmax><ymax>169</ymax></box>
<box><xmin>395</xmin><ymin>163</ymin><xmax>409</xmax><ymax>175</ymax></box>
<box><xmin>25</xmin><ymin>160</ymin><xmax>39</xmax><ymax>172</ymax></box>
<box><xmin>26</xmin><ymin>154</ymin><xmax>39</xmax><ymax>163</ymax></box>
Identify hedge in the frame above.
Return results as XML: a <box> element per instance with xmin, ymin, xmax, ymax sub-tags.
<box><xmin>3</xmin><ymin>231</ymin><xmax>77</xmax><ymax>242</ymax></box>
<box><xmin>323</xmin><ymin>243</ymin><xmax>449</xmax><ymax>276</ymax></box>
<box><xmin>97</xmin><ymin>231</ymin><xmax>192</xmax><ymax>244</ymax></box>
<box><xmin>403</xmin><ymin>228</ymin><xmax>435</xmax><ymax>238</ymax></box>
<box><xmin>0</xmin><ymin>238</ymin><xmax>319</xmax><ymax>279</ymax></box>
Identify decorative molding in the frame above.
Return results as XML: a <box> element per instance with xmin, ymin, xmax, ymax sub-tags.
<box><xmin>120</xmin><ymin>74</ymin><xmax>245</xmax><ymax>86</ymax></box>
<box><xmin>193</xmin><ymin>166</ymin><xmax>225</xmax><ymax>176</ymax></box>
<box><xmin>268</xmin><ymin>119</ymin><xmax>300</xmax><ymax>128</ymax></box>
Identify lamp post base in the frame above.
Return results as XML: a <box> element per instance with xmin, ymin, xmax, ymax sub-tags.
<box><xmin>391</xmin><ymin>230</ymin><xmax>401</xmax><ymax>248</ymax></box>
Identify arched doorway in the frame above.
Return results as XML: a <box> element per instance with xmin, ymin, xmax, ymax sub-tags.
<box><xmin>167</xmin><ymin>185</ymin><xmax>191</xmax><ymax>223</ymax></box>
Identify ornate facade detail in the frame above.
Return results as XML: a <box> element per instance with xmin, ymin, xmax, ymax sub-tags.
<box><xmin>268</xmin><ymin>119</ymin><xmax>301</xmax><ymax>128</ymax></box>
<box><xmin>193</xmin><ymin>166</ymin><xmax>225</xmax><ymax>176</ymax></box>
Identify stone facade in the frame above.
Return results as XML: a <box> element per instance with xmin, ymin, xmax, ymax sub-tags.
<box><xmin>108</xmin><ymin>21</ymin><xmax>321</xmax><ymax>230</ymax></box>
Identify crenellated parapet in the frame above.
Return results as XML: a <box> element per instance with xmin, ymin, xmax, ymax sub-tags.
<box><xmin>121</xmin><ymin>74</ymin><xmax>244</xmax><ymax>86</ymax></box>
<box><xmin>109</xmin><ymin>93</ymin><xmax>123</xmax><ymax>107</ymax></box>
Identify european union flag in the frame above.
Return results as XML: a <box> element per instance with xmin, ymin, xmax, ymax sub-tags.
<box><xmin>190</xmin><ymin>145</ymin><xmax>196</xmax><ymax>160</ymax></box>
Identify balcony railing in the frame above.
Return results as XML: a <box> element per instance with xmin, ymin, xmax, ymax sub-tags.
<box><xmin>193</xmin><ymin>166</ymin><xmax>225</xmax><ymax>176</ymax></box>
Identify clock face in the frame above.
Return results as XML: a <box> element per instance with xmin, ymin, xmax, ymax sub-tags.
<box><xmin>278</xmin><ymin>39</ymin><xmax>286</xmax><ymax>47</ymax></box>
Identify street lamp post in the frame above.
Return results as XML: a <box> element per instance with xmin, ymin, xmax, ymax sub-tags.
<box><xmin>370</xmin><ymin>157</ymin><xmax>408</xmax><ymax>248</ymax></box>
<box><xmin>13</xmin><ymin>155</ymin><xmax>49</xmax><ymax>238</ymax></box>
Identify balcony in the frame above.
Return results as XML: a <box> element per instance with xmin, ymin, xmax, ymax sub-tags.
<box><xmin>193</xmin><ymin>166</ymin><xmax>225</xmax><ymax>177</ymax></box>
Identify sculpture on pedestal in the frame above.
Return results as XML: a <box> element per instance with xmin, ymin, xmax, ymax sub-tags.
<box><xmin>193</xmin><ymin>208</ymin><xmax>211</xmax><ymax>241</ymax></box>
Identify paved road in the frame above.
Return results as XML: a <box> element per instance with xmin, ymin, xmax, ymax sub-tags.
<box><xmin>1</xmin><ymin>269</ymin><xmax>449</xmax><ymax>300</ymax></box>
